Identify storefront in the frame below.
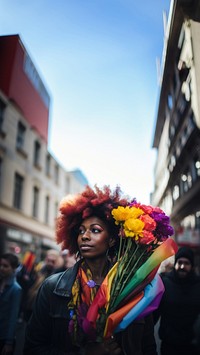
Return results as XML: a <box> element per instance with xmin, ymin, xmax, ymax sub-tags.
<box><xmin>0</xmin><ymin>222</ymin><xmax>55</xmax><ymax>262</ymax></box>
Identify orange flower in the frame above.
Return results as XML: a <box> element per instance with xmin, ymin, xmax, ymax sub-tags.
<box><xmin>140</xmin><ymin>214</ymin><xmax>156</xmax><ymax>232</ymax></box>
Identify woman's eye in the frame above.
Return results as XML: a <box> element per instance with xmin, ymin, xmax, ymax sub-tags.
<box><xmin>78</xmin><ymin>228</ymin><xmax>85</xmax><ymax>235</ymax></box>
<box><xmin>91</xmin><ymin>227</ymin><xmax>101</xmax><ymax>233</ymax></box>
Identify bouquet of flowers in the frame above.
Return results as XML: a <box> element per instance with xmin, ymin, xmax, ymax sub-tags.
<box><xmin>76</xmin><ymin>202</ymin><xmax>177</xmax><ymax>342</ymax></box>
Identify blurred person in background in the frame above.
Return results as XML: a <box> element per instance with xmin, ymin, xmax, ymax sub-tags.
<box><xmin>37</xmin><ymin>249</ymin><xmax>60</xmax><ymax>275</ymax></box>
<box><xmin>154</xmin><ymin>246</ymin><xmax>200</xmax><ymax>355</ymax></box>
<box><xmin>54</xmin><ymin>249</ymin><xmax>77</xmax><ymax>273</ymax></box>
<box><xmin>193</xmin><ymin>313</ymin><xmax>200</xmax><ymax>351</ymax></box>
<box><xmin>0</xmin><ymin>253</ymin><xmax>22</xmax><ymax>355</ymax></box>
<box><xmin>23</xmin><ymin>249</ymin><xmax>60</xmax><ymax>322</ymax></box>
<box><xmin>16</xmin><ymin>251</ymin><xmax>37</xmax><ymax>320</ymax></box>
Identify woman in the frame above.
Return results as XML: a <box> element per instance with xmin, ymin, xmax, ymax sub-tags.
<box><xmin>24</xmin><ymin>185</ymin><xmax>157</xmax><ymax>355</ymax></box>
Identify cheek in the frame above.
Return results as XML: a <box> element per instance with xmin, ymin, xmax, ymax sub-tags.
<box><xmin>97</xmin><ymin>235</ymin><xmax>110</xmax><ymax>249</ymax></box>
<box><xmin>4</xmin><ymin>267</ymin><xmax>11</xmax><ymax>273</ymax></box>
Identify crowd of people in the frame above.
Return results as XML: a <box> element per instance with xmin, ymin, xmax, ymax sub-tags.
<box><xmin>0</xmin><ymin>248</ymin><xmax>76</xmax><ymax>355</ymax></box>
<box><xmin>0</xmin><ymin>185</ymin><xmax>200</xmax><ymax>355</ymax></box>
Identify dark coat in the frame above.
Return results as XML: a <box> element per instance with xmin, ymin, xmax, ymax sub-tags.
<box><xmin>24</xmin><ymin>261</ymin><xmax>157</xmax><ymax>355</ymax></box>
<box><xmin>154</xmin><ymin>269</ymin><xmax>200</xmax><ymax>347</ymax></box>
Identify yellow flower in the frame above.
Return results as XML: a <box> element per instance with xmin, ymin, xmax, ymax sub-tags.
<box><xmin>124</xmin><ymin>218</ymin><xmax>144</xmax><ymax>237</ymax></box>
<box><xmin>112</xmin><ymin>206</ymin><xmax>144</xmax><ymax>223</ymax></box>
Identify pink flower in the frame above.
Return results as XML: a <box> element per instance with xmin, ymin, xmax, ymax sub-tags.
<box><xmin>139</xmin><ymin>231</ymin><xmax>155</xmax><ymax>244</ymax></box>
<box><xmin>135</xmin><ymin>203</ymin><xmax>154</xmax><ymax>215</ymax></box>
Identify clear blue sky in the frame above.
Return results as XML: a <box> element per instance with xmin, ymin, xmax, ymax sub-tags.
<box><xmin>1</xmin><ymin>0</ymin><xmax>170</xmax><ymax>203</ymax></box>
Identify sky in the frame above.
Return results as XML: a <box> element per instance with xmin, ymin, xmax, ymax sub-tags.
<box><xmin>1</xmin><ymin>0</ymin><xmax>171</xmax><ymax>204</ymax></box>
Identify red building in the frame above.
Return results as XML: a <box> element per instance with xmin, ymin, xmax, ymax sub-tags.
<box><xmin>0</xmin><ymin>34</ymin><xmax>50</xmax><ymax>143</ymax></box>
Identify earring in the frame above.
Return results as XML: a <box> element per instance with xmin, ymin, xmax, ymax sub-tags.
<box><xmin>76</xmin><ymin>251</ymin><xmax>81</xmax><ymax>260</ymax></box>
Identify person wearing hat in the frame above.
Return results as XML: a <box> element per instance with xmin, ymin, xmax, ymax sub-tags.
<box><xmin>154</xmin><ymin>246</ymin><xmax>200</xmax><ymax>355</ymax></box>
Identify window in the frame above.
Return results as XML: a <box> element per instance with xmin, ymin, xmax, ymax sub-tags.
<box><xmin>167</xmin><ymin>94</ymin><xmax>173</xmax><ymax>110</ymax></box>
<box><xmin>0</xmin><ymin>99</ymin><xmax>6</xmax><ymax>132</ymax></box>
<box><xmin>65</xmin><ymin>176</ymin><xmax>70</xmax><ymax>194</ymax></box>
<box><xmin>169</xmin><ymin>124</ymin><xmax>175</xmax><ymax>140</ymax></box>
<box><xmin>181</xmin><ymin>169</ymin><xmax>192</xmax><ymax>193</ymax></box>
<box><xmin>194</xmin><ymin>155</ymin><xmax>200</xmax><ymax>178</ymax></box>
<box><xmin>46</xmin><ymin>154</ymin><xmax>51</xmax><ymax>176</ymax></box>
<box><xmin>16</xmin><ymin>121</ymin><xmax>26</xmax><ymax>149</ymax></box>
<box><xmin>178</xmin><ymin>94</ymin><xmax>187</xmax><ymax>115</ymax></box>
<box><xmin>33</xmin><ymin>140</ymin><xmax>41</xmax><ymax>166</ymax></box>
<box><xmin>54</xmin><ymin>164</ymin><xmax>59</xmax><ymax>184</ymax></box>
<box><xmin>45</xmin><ymin>195</ymin><xmax>49</xmax><ymax>224</ymax></box>
<box><xmin>195</xmin><ymin>211</ymin><xmax>200</xmax><ymax>230</ymax></box>
<box><xmin>13</xmin><ymin>173</ymin><xmax>24</xmax><ymax>209</ymax></box>
<box><xmin>181</xmin><ymin>173</ymin><xmax>188</xmax><ymax>193</ymax></box>
<box><xmin>54</xmin><ymin>201</ymin><xmax>58</xmax><ymax>219</ymax></box>
<box><xmin>187</xmin><ymin>172</ymin><xmax>192</xmax><ymax>189</ymax></box>
<box><xmin>169</xmin><ymin>154</ymin><xmax>176</xmax><ymax>173</ymax></box>
<box><xmin>32</xmin><ymin>186</ymin><xmax>39</xmax><ymax>218</ymax></box>
<box><xmin>172</xmin><ymin>185</ymin><xmax>180</xmax><ymax>201</ymax></box>
<box><xmin>195</xmin><ymin>160</ymin><xmax>200</xmax><ymax>175</ymax></box>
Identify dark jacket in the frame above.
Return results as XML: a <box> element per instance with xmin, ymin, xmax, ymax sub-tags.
<box><xmin>24</xmin><ymin>261</ymin><xmax>157</xmax><ymax>355</ymax></box>
<box><xmin>0</xmin><ymin>275</ymin><xmax>22</xmax><ymax>345</ymax></box>
<box><xmin>154</xmin><ymin>269</ymin><xmax>200</xmax><ymax>347</ymax></box>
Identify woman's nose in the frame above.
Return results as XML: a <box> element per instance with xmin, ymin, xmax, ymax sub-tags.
<box><xmin>82</xmin><ymin>229</ymin><xmax>91</xmax><ymax>239</ymax></box>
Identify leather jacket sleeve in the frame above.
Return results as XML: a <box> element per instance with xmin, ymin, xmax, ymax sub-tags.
<box><xmin>23</xmin><ymin>273</ymin><xmax>79</xmax><ymax>355</ymax></box>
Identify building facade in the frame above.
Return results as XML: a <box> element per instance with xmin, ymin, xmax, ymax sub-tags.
<box><xmin>0</xmin><ymin>35</ymin><xmax>88</xmax><ymax>259</ymax></box>
<box><xmin>151</xmin><ymin>0</ymin><xmax>200</xmax><ymax>267</ymax></box>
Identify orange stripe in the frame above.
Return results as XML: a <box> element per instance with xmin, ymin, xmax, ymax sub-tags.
<box><xmin>104</xmin><ymin>291</ymin><xmax>144</xmax><ymax>338</ymax></box>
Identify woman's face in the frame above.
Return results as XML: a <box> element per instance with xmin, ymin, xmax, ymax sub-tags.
<box><xmin>77</xmin><ymin>216</ymin><xmax>113</xmax><ymax>259</ymax></box>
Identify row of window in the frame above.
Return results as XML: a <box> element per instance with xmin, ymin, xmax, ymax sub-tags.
<box><xmin>16</xmin><ymin>120</ymin><xmax>60</xmax><ymax>183</ymax></box>
<box><xmin>159</xmin><ymin>153</ymin><xmax>200</xmax><ymax>218</ymax></box>
<box><xmin>168</xmin><ymin>92</ymin><xmax>191</xmax><ymax>145</ymax></box>
<box><xmin>13</xmin><ymin>172</ymin><xmax>58</xmax><ymax>224</ymax></box>
<box><xmin>168</xmin><ymin>113</ymin><xmax>195</xmax><ymax>172</ymax></box>
<box><xmin>166</xmin><ymin>23</ymin><xmax>192</xmax><ymax>150</ymax></box>
<box><xmin>172</xmin><ymin>153</ymin><xmax>200</xmax><ymax>202</ymax></box>
<box><xmin>0</xmin><ymin>98</ymin><xmax>61</xmax><ymax>185</ymax></box>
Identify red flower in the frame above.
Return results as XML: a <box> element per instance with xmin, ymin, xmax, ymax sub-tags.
<box><xmin>139</xmin><ymin>231</ymin><xmax>155</xmax><ymax>245</ymax></box>
<box><xmin>140</xmin><ymin>214</ymin><xmax>156</xmax><ymax>231</ymax></box>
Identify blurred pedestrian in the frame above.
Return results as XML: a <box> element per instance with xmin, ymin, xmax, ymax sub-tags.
<box><xmin>54</xmin><ymin>249</ymin><xmax>77</xmax><ymax>273</ymax></box>
<box><xmin>193</xmin><ymin>313</ymin><xmax>200</xmax><ymax>351</ymax></box>
<box><xmin>154</xmin><ymin>246</ymin><xmax>200</xmax><ymax>355</ymax></box>
<box><xmin>16</xmin><ymin>251</ymin><xmax>37</xmax><ymax>320</ymax></box>
<box><xmin>23</xmin><ymin>249</ymin><xmax>59</xmax><ymax>322</ymax></box>
<box><xmin>0</xmin><ymin>253</ymin><xmax>22</xmax><ymax>355</ymax></box>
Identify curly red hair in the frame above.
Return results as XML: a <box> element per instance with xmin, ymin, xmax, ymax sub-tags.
<box><xmin>56</xmin><ymin>185</ymin><xmax>129</xmax><ymax>254</ymax></box>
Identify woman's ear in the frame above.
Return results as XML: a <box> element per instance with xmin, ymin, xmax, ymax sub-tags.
<box><xmin>109</xmin><ymin>237</ymin><xmax>116</xmax><ymax>248</ymax></box>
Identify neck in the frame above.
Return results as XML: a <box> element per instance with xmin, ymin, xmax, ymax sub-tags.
<box><xmin>84</xmin><ymin>257</ymin><xmax>109</xmax><ymax>284</ymax></box>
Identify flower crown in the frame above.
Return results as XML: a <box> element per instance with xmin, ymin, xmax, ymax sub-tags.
<box><xmin>111</xmin><ymin>201</ymin><xmax>174</xmax><ymax>244</ymax></box>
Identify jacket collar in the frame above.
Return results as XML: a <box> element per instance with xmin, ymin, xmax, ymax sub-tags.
<box><xmin>53</xmin><ymin>259</ymin><xmax>81</xmax><ymax>297</ymax></box>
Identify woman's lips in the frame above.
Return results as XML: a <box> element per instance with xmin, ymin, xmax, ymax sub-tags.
<box><xmin>79</xmin><ymin>245</ymin><xmax>93</xmax><ymax>251</ymax></box>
